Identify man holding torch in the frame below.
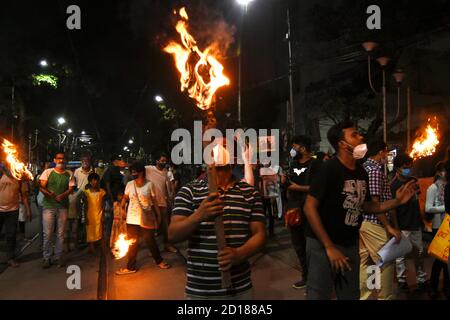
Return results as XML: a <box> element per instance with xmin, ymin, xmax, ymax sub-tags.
<box><xmin>169</xmin><ymin>142</ymin><xmax>266</xmax><ymax>299</ymax></box>
<box><xmin>0</xmin><ymin>162</ymin><xmax>32</xmax><ymax>267</ymax></box>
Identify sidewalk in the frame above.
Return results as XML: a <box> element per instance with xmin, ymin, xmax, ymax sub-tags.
<box><xmin>0</xmin><ymin>216</ymin><xmax>447</xmax><ymax>300</ymax></box>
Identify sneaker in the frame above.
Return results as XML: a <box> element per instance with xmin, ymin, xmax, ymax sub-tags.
<box><xmin>292</xmin><ymin>280</ymin><xmax>307</xmax><ymax>289</ymax></box>
<box><xmin>416</xmin><ymin>282</ymin><xmax>428</xmax><ymax>293</ymax></box>
<box><xmin>164</xmin><ymin>244</ymin><xmax>178</xmax><ymax>253</ymax></box>
<box><xmin>55</xmin><ymin>259</ymin><xmax>65</xmax><ymax>268</ymax></box>
<box><xmin>42</xmin><ymin>259</ymin><xmax>51</xmax><ymax>269</ymax></box>
<box><xmin>7</xmin><ymin>259</ymin><xmax>19</xmax><ymax>268</ymax></box>
<box><xmin>157</xmin><ymin>261</ymin><xmax>171</xmax><ymax>269</ymax></box>
<box><xmin>115</xmin><ymin>268</ymin><xmax>137</xmax><ymax>275</ymax></box>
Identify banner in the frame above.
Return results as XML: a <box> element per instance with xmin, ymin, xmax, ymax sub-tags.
<box><xmin>427</xmin><ymin>213</ymin><xmax>450</xmax><ymax>264</ymax></box>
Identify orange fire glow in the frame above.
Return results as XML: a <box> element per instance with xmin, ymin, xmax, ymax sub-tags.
<box><xmin>1</xmin><ymin>139</ymin><xmax>34</xmax><ymax>181</ymax></box>
<box><xmin>409</xmin><ymin>117</ymin><xmax>440</xmax><ymax>160</ymax></box>
<box><xmin>164</xmin><ymin>7</ymin><xmax>230</xmax><ymax>110</ymax></box>
<box><xmin>112</xmin><ymin>234</ymin><xmax>135</xmax><ymax>259</ymax></box>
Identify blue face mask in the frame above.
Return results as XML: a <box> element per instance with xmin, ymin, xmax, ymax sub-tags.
<box><xmin>401</xmin><ymin>168</ymin><xmax>411</xmax><ymax>177</ymax></box>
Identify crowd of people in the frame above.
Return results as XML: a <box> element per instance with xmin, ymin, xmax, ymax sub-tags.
<box><xmin>1</xmin><ymin>120</ymin><xmax>450</xmax><ymax>300</ymax></box>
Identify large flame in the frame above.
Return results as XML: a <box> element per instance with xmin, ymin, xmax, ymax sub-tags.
<box><xmin>409</xmin><ymin>117</ymin><xmax>440</xmax><ymax>160</ymax></box>
<box><xmin>112</xmin><ymin>233</ymin><xmax>135</xmax><ymax>259</ymax></box>
<box><xmin>164</xmin><ymin>7</ymin><xmax>230</xmax><ymax>110</ymax></box>
<box><xmin>1</xmin><ymin>139</ymin><xmax>34</xmax><ymax>181</ymax></box>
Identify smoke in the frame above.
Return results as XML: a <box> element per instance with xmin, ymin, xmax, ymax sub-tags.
<box><xmin>161</xmin><ymin>1</ymin><xmax>237</xmax><ymax>59</ymax></box>
<box><xmin>196</xmin><ymin>19</ymin><xmax>236</xmax><ymax>59</ymax></box>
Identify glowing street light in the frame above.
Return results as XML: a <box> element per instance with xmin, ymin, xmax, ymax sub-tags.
<box><xmin>155</xmin><ymin>95</ymin><xmax>164</xmax><ymax>103</ymax></box>
<box><xmin>39</xmin><ymin>59</ymin><xmax>48</xmax><ymax>67</ymax></box>
<box><xmin>81</xmin><ymin>131</ymin><xmax>86</xmax><ymax>135</ymax></box>
<box><xmin>67</xmin><ymin>128</ymin><xmax>73</xmax><ymax>134</ymax></box>
<box><xmin>57</xmin><ymin>117</ymin><xmax>66</xmax><ymax>125</ymax></box>
<box><xmin>128</xmin><ymin>139</ymin><xmax>134</xmax><ymax>144</ymax></box>
<box><xmin>237</xmin><ymin>0</ymin><xmax>254</xmax><ymax>6</ymax></box>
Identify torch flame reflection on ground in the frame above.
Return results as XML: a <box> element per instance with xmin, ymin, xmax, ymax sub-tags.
<box><xmin>1</xmin><ymin>139</ymin><xmax>34</xmax><ymax>181</ymax></box>
<box><xmin>112</xmin><ymin>234</ymin><xmax>135</xmax><ymax>259</ymax></box>
<box><xmin>409</xmin><ymin>117</ymin><xmax>440</xmax><ymax>160</ymax></box>
<box><xmin>164</xmin><ymin>7</ymin><xmax>230</xmax><ymax>111</ymax></box>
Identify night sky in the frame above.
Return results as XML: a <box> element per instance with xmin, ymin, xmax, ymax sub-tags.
<box><xmin>2</xmin><ymin>0</ymin><xmax>282</xmax><ymax>158</ymax></box>
<box><xmin>1</xmin><ymin>0</ymin><xmax>450</xmax><ymax>161</ymax></box>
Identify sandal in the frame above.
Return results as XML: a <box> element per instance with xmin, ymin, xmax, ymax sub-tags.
<box><xmin>157</xmin><ymin>261</ymin><xmax>171</xmax><ymax>269</ymax></box>
<box><xmin>7</xmin><ymin>259</ymin><xmax>19</xmax><ymax>268</ymax></box>
<box><xmin>115</xmin><ymin>268</ymin><xmax>137</xmax><ymax>275</ymax></box>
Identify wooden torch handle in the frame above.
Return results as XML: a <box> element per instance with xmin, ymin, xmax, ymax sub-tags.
<box><xmin>207</xmin><ymin>165</ymin><xmax>233</xmax><ymax>289</ymax></box>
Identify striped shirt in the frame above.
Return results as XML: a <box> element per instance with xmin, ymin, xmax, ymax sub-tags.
<box><xmin>362</xmin><ymin>158</ymin><xmax>392</xmax><ymax>225</ymax></box>
<box><xmin>172</xmin><ymin>178</ymin><xmax>265</xmax><ymax>298</ymax></box>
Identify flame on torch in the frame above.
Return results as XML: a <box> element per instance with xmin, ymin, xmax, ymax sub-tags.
<box><xmin>164</xmin><ymin>7</ymin><xmax>230</xmax><ymax>110</ymax></box>
<box><xmin>1</xmin><ymin>139</ymin><xmax>34</xmax><ymax>181</ymax></box>
<box><xmin>409</xmin><ymin>117</ymin><xmax>440</xmax><ymax>160</ymax></box>
<box><xmin>112</xmin><ymin>234</ymin><xmax>135</xmax><ymax>259</ymax></box>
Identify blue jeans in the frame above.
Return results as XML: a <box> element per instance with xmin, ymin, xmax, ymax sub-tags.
<box><xmin>42</xmin><ymin>208</ymin><xmax>68</xmax><ymax>260</ymax></box>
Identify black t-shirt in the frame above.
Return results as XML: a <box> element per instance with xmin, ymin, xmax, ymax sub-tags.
<box><xmin>101</xmin><ymin>166</ymin><xmax>124</xmax><ymax>201</ymax></box>
<box><xmin>390</xmin><ymin>178</ymin><xmax>422</xmax><ymax>231</ymax></box>
<box><xmin>287</xmin><ymin>158</ymin><xmax>322</xmax><ymax>208</ymax></box>
<box><xmin>307</xmin><ymin>157</ymin><xmax>371</xmax><ymax>247</ymax></box>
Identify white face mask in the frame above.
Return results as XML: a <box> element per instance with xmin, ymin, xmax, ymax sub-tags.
<box><xmin>289</xmin><ymin>148</ymin><xmax>297</xmax><ymax>158</ymax></box>
<box><xmin>56</xmin><ymin>163</ymin><xmax>65</xmax><ymax>169</ymax></box>
<box><xmin>343</xmin><ymin>141</ymin><xmax>367</xmax><ymax>159</ymax></box>
<box><xmin>353</xmin><ymin>144</ymin><xmax>368</xmax><ymax>159</ymax></box>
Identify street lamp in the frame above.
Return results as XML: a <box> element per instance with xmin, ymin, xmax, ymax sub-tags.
<box><xmin>57</xmin><ymin>117</ymin><xmax>66</xmax><ymax>125</ymax></box>
<box><xmin>362</xmin><ymin>42</ymin><xmax>392</xmax><ymax>144</ymax></box>
<box><xmin>128</xmin><ymin>139</ymin><xmax>134</xmax><ymax>145</ymax></box>
<box><xmin>155</xmin><ymin>95</ymin><xmax>164</xmax><ymax>103</ymax></box>
<box><xmin>39</xmin><ymin>59</ymin><xmax>48</xmax><ymax>67</ymax></box>
<box><xmin>81</xmin><ymin>131</ymin><xmax>86</xmax><ymax>135</ymax></box>
<box><xmin>67</xmin><ymin>128</ymin><xmax>73</xmax><ymax>134</ymax></box>
<box><xmin>236</xmin><ymin>0</ymin><xmax>255</xmax><ymax>124</ymax></box>
<box><xmin>392</xmin><ymin>69</ymin><xmax>405</xmax><ymax>122</ymax></box>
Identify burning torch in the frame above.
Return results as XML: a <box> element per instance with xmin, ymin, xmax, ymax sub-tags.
<box><xmin>164</xmin><ymin>7</ymin><xmax>233</xmax><ymax>288</ymax></box>
<box><xmin>1</xmin><ymin>138</ymin><xmax>34</xmax><ymax>181</ymax></box>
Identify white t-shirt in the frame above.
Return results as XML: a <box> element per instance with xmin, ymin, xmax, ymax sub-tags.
<box><xmin>145</xmin><ymin>166</ymin><xmax>173</xmax><ymax>207</ymax></box>
<box><xmin>125</xmin><ymin>180</ymin><xmax>156</xmax><ymax>225</ymax></box>
<box><xmin>74</xmin><ymin>167</ymin><xmax>94</xmax><ymax>190</ymax></box>
<box><xmin>0</xmin><ymin>173</ymin><xmax>22</xmax><ymax>212</ymax></box>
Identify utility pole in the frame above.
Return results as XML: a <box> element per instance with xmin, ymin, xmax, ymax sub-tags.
<box><xmin>11</xmin><ymin>85</ymin><xmax>15</xmax><ymax>140</ymax></box>
<box><xmin>287</xmin><ymin>7</ymin><xmax>295</xmax><ymax>136</ymax></box>
<box><xmin>407</xmin><ymin>86</ymin><xmax>411</xmax><ymax>153</ymax></box>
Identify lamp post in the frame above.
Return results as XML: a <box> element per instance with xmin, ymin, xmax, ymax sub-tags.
<box><xmin>376</xmin><ymin>56</ymin><xmax>390</xmax><ymax>144</ymax></box>
<box><xmin>362</xmin><ymin>42</ymin><xmax>391</xmax><ymax>143</ymax></box>
<box><xmin>392</xmin><ymin>69</ymin><xmax>405</xmax><ymax>123</ymax></box>
<box><xmin>236</xmin><ymin>0</ymin><xmax>254</xmax><ymax>124</ymax></box>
